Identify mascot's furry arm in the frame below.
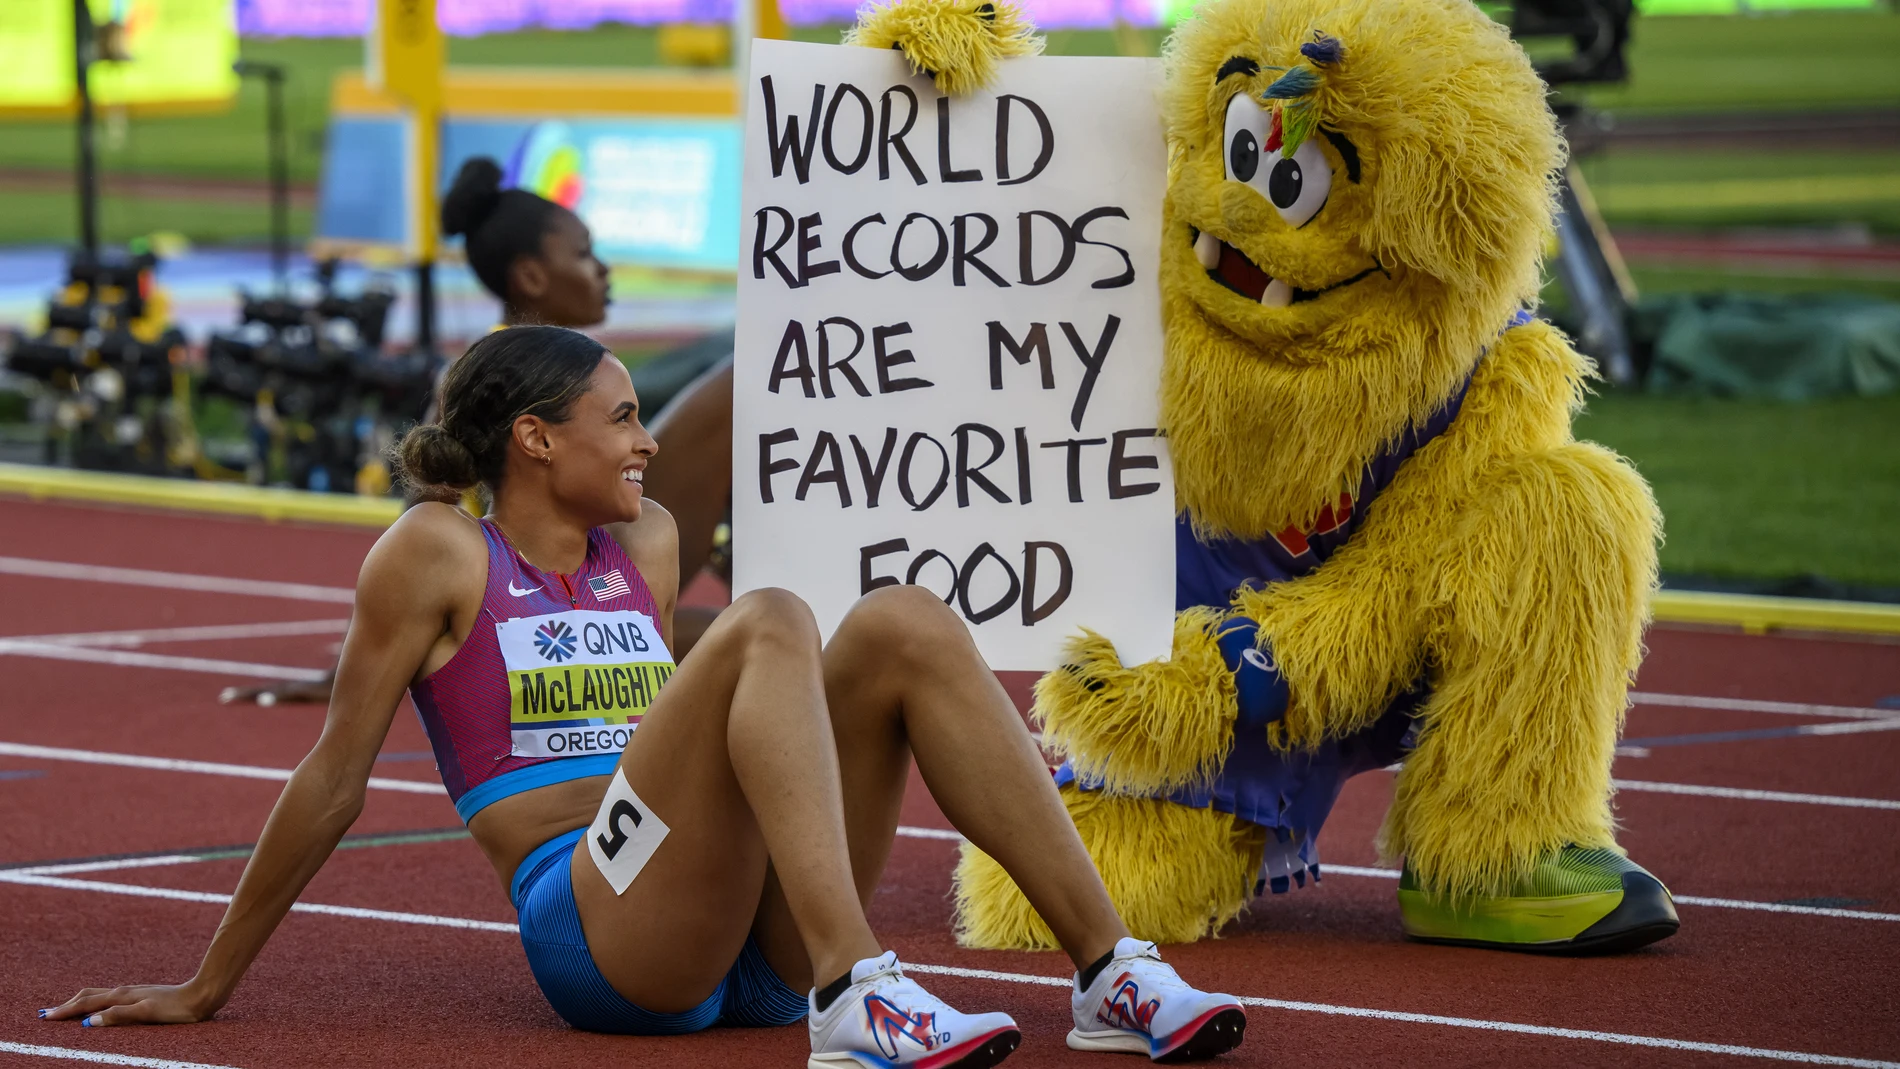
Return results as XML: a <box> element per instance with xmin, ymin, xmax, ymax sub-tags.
<box><xmin>846</xmin><ymin>0</ymin><xmax>1042</xmax><ymax>96</ymax></box>
<box><xmin>1231</xmin><ymin>320</ymin><xmax>1658</xmax><ymax>883</ymax></box>
<box><xmin>1034</xmin><ymin>608</ymin><xmax>1240</xmax><ymax>793</ymax></box>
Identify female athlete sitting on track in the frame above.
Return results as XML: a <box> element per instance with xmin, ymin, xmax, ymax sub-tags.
<box><xmin>222</xmin><ymin>156</ymin><xmax>612</xmax><ymax>708</ymax></box>
<box><xmin>41</xmin><ymin>326</ymin><xmax>1248</xmax><ymax>1067</ymax></box>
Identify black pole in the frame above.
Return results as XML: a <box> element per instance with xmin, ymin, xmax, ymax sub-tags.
<box><xmin>73</xmin><ymin>0</ymin><xmax>98</xmax><ymax>258</ymax></box>
<box><xmin>235</xmin><ymin>61</ymin><xmax>291</xmax><ymax>295</ymax></box>
<box><xmin>415</xmin><ymin>261</ymin><xmax>435</xmax><ymax>353</ymax></box>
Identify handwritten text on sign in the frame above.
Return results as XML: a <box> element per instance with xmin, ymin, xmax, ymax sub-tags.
<box><xmin>733</xmin><ymin>41</ymin><xmax>1172</xmax><ymax>670</ymax></box>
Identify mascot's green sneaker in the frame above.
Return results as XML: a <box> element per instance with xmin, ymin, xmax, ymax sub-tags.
<box><xmin>1397</xmin><ymin>846</ymin><xmax>1679</xmax><ymax>954</ymax></box>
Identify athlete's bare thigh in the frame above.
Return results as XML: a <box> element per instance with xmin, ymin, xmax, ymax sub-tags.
<box><xmin>565</xmin><ymin>596</ymin><xmax>790</xmax><ymax>1013</ymax></box>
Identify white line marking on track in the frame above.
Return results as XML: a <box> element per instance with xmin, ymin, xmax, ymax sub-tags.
<box><xmin>1613</xmin><ymin>779</ymin><xmax>1900</xmax><ymax>811</ymax></box>
<box><xmin>900</xmin><ymin>842</ymin><xmax>1900</xmax><ymax>923</ymax></box>
<box><xmin>0</xmin><ymin>743</ymin><xmax>446</xmax><ymax>796</ymax></box>
<box><xmin>894</xmin><ymin>825</ymin><xmax>965</xmax><ymax>842</ymax></box>
<box><xmin>9</xmin><ymin>620</ymin><xmax>351</xmax><ymax>648</ymax></box>
<box><xmin>0</xmin><ymin>1041</ymin><xmax>244</xmax><ymax>1069</ymax></box>
<box><xmin>904</xmin><ymin>962</ymin><xmax>1900</xmax><ymax>1067</ymax></box>
<box><xmin>11</xmin><ymin>746</ymin><xmax>1897</xmax><ymax>921</ymax></box>
<box><xmin>11</xmin><ymin>856</ymin><xmax>206</xmax><ymax>877</ymax></box>
<box><xmin>0</xmin><ymin>873</ymin><xmax>518</xmax><ymax>932</ymax></box>
<box><xmin>0</xmin><ymin>557</ymin><xmax>354</xmax><ymax>604</ymax></box>
<box><xmin>0</xmin><ymin>641</ymin><xmax>329</xmax><ymax>682</ymax></box>
<box><xmin>1674</xmin><ymin>895</ymin><xmax>1900</xmax><ymax>923</ymax></box>
<box><xmin>1629</xmin><ymin>691</ymin><xmax>1900</xmax><ymax>722</ymax></box>
<box><xmin>6</xmin><ymin>875</ymin><xmax>1894</xmax><ymax>1069</ymax></box>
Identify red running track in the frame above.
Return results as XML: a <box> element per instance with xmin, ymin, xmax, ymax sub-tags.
<box><xmin>0</xmin><ymin>498</ymin><xmax>1897</xmax><ymax>1069</ymax></box>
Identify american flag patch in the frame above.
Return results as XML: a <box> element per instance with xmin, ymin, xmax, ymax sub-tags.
<box><xmin>587</xmin><ymin>571</ymin><xmax>632</xmax><ymax>601</ymax></box>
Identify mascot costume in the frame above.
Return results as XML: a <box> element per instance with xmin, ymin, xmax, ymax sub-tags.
<box><xmin>851</xmin><ymin>0</ymin><xmax>1677</xmax><ymax>953</ymax></box>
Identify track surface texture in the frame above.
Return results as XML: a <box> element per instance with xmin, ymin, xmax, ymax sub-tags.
<box><xmin>0</xmin><ymin>498</ymin><xmax>1896</xmax><ymax>1069</ymax></box>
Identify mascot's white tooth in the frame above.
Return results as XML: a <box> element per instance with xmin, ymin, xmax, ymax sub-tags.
<box><xmin>1194</xmin><ymin>230</ymin><xmax>1222</xmax><ymax>270</ymax></box>
<box><xmin>1261</xmin><ymin>279</ymin><xmax>1292</xmax><ymax>308</ymax></box>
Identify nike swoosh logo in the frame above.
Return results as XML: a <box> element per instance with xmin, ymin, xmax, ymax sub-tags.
<box><xmin>508</xmin><ymin>581</ymin><xmax>542</xmax><ymax>597</ymax></box>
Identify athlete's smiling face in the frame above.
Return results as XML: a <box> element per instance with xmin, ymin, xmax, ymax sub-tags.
<box><xmin>539</xmin><ymin>354</ymin><xmax>656</xmax><ymax>526</ymax></box>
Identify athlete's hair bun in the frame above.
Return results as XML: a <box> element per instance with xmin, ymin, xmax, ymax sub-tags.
<box><xmin>441</xmin><ymin>157</ymin><xmax>506</xmax><ymax>239</ymax></box>
<box><xmin>395</xmin><ymin>423</ymin><xmax>481</xmax><ymax>491</ymax></box>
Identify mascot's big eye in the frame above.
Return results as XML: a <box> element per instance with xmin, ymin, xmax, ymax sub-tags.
<box><xmin>1223</xmin><ymin>94</ymin><xmax>1267</xmax><ymax>184</ymax></box>
<box><xmin>1268</xmin><ymin>139</ymin><xmax>1332</xmax><ymax>227</ymax></box>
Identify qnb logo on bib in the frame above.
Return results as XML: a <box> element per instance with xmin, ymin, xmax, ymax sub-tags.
<box><xmin>534</xmin><ymin>620</ymin><xmax>578</xmax><ymax>662</ymax></box>
<box><xmin>495</xmin><ymin>609</ymin><xmax>677</xmax><ymax>759</ymax></box>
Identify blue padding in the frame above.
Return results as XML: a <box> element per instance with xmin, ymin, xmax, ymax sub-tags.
<box><xmin>511</xmin><ymin>835</ymin><xmax>807</xmax><ymax>1034</ymax></box>
<box><xmin>455</xmin><ymin>753</ymin><xmax>621</xmax><ymax>824</ymax></box>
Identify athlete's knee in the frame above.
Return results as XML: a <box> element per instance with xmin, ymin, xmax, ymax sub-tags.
<box><xmin>841</xmin><ymin>585</ymin><xmax>971</xmax><ymax>663</ymax></box>
<box><xmin>722</xmin><ymin>586</ymin><xmax>822</xmax><ymax>653</ymax></box>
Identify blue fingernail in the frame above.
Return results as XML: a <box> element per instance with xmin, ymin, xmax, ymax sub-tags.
<box><xmin>37</xmin><ymin>1009</ymin><xmax>49</xmax><ymax>1018</ymax></box>
<box><xmin>81</xmin><ymin>1016</ymin><xmax>96</xmax><ymax>1027</ymax></box>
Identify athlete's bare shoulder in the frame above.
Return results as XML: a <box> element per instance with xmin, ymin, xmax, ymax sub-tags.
<box><xmin>362</xmin><ymin>502</ymin><xmax>488</xmax><ymax>608</ymax></box>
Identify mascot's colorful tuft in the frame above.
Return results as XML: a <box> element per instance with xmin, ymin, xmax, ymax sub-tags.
<box><xmin>856</xmin><ymin>0</ymin><xmax>1676</xmax><ymax>953</ymax></box>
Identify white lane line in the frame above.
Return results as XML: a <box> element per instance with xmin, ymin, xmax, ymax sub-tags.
<box><xmin>0</xmin><ymin>872</ymin><xmax>516</xmax><ymax>933</ymax></box>
<box><xmin>1630</xmin><ymin>691</ymin><xmax>1899</xmax><ymax>722</ymax></box>
<box><xmin>894</xmin><ymin>825</ymin><xmax>965</xmax><ymax>842</ymax></box>
<box><xmin>899</xmin><ymin>839</ymin><xmax>1900</xmax><ymax>924</ymax></box>
<box><xmin>1674</xmin><ymin>895</ymin><xmax>1900</xmax><ymax>923</ymax></box>
<box><xmin>5</xmin><ymin>874</ymin><xmax>1892</xmax><ymax>1069</ymax></box>
<box><xmin>0</xmin><ymin>743</ymin><xmax>446</xmax><ymax>797</ymax></box>
<box><xmin>0</xmin><ymin>641</ymin><xmax>329</xmax><ymax>682</ymax></box>
<box><xmin>11</xmin><ymin>856</ymin><xmax>206</xmax><ymax>877</ymax></box>
<box><xmin>907</xmin><ymin>961</ymin><xmax>1900</xmax><ymax>1067</ymax></box>
<box><xmin>0</xmin><ymin>1041</ymin><xmax>244</xmax><ymax>1069</ymax></box>
<box><xmin>1614</xmin><ymin>779</ymin><xmax>1900</xmax><ymax>811</ymax></box>
<box><xmin>0</xmin><ymin>556</ymin><xmax>354</xmax><ymax>604</ymax></box>
<box><xmin>9</xmin><ymin>620</ymin><xmax>350</xmax><ymax>648</ymax></box>
<box><xmin>1800</xmin><ymin>719</ymin><xmax>1900</xmax><ymax>737</ymax></box>
<box><xmin>11</xmin><ymin>745</ymin><xmax>1896</xmax><ymax>921</ymax></box>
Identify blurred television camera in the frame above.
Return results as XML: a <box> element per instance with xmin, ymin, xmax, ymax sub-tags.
<box><xmin>1</xmin><ymin>248</ymin><xmax>189</xmax><ymax>473</ymax></box>
<box><xmin>201</xmin><ymin>260</ymin><xmax>438</xmax><ymax>493</ymax></box>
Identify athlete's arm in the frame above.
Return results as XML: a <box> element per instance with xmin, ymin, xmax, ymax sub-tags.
<box><xmin>609</xmin><ymin>500</ymin><xmax>679</xmax><ymax>649</ymax></box>
<box><xmin>42</xmin><ymin>505</ymin><xmax>486</xmax><ymax>1026</ymax></box>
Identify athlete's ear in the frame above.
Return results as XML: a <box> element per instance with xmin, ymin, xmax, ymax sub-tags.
<box><xmin>511</xmin><ymin>413</ymin><xmax>556</xmax><ymax>467</ymax></box>
<box><xmin>509</xmin><ymin>255</ymin><xmax>550</xmax><ymax>305</ymax></box>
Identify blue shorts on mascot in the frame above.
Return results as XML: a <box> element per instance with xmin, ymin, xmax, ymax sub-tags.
<box><xmin>849</xmin><ymin>0</ymin><xmax>1677</xmax><ymax>953</ymax></box>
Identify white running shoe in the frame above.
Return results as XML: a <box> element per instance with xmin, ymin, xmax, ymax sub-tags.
<box><xmin>808</xmin><ymin>950</ymin><xmax>1021</xmax><ymax>1069</ymax></box>
<box><xmin>1067</xmin><ymin>938</ymin><xmax>1246</xmax><ymax>1062</ymax></box>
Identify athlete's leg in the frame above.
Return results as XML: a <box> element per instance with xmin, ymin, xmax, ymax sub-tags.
<box><xmin>751</xmin><ymin>585</ymin><xmax>1128</xmax><ymax>982</ymax></box>
<box><xmin>568</xmin><ymin>586</ymin><xmax>879</xmax><ymax>1013</ymax></box>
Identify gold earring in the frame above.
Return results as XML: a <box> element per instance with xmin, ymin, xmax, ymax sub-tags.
<box><xmin>540</xmin><ymin>453</ymin><xmax>552</xmax><ymax>465</ymax></box>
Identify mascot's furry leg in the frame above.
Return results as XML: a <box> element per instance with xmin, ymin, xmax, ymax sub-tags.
<box><xmin>1381</xmin><ymin>443</ymin><xmax>1677</xmax><ymax>951</ymax></box>
<box><xmin>955</xmin><ymin>789</ymin><xmax>1263</xmax><ymax>949</ymax></box>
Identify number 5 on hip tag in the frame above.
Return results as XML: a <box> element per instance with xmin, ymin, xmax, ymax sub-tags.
<box><xmin>586</xmin><ymin>769</ymin><xmax>671</xmax><ymax>895</ymax></box>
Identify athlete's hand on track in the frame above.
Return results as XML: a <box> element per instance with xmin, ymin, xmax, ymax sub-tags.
<box><xmin>39</xmin><ymin>983</ymin><xmax>220</xmax><ymax>1026</ymax></box>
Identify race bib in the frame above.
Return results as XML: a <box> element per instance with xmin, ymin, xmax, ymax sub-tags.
<box><xmin>586</xmin><ymin>769</ymin><xmax>671</xmax><ymax>896</ymax></box>
<box><xmin>495</xmin><ymin>609</ymin><xmax>676</xmax><ymax>759</ymax></box>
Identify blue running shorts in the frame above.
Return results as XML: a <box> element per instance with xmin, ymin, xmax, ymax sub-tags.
<box><xmin>511</xmin><ymin>829</ymin><xmax>809</xmax><ymax>1034</ymax></box>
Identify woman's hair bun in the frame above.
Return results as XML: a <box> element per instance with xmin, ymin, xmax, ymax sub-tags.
<box><xmin>395</xmin><ymin>423</ymin><xmax>481</xmax><ymax>491</ymax></box>
<box><xmin>441</xmin><ymin>157</ymin><xmax>505</xmax><ymax>239</ymax></box>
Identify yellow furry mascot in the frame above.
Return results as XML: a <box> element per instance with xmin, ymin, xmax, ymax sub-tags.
<box><xmin>855</xmin><ymin>0</ymin><xmax>1676</xmax><ymax>953</ymax></box>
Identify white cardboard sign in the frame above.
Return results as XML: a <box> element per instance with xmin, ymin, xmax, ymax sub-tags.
<box><xmin>733</xmin><ymin>40</ymin><xmax>1174</xmax><ymax>671</ymax></box>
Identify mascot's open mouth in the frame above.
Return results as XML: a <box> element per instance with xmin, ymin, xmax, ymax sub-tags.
<box><xmin>1191</xmin><ymin>228</ymin><xmax>1382</xmax><ymax>308</ymax></box>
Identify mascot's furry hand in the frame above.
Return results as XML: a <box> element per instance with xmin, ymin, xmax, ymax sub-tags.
<box><xmin>1035</xmin><ymin>607</ymin><xmax>1285</xmax><ymax>794</ymax></box>
<box><xmin>848</xmin><ymin>0</ymin><xmax>1042</xmax><ymax>96</ymax></box>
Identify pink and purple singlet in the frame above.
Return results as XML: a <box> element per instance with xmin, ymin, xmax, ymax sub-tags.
<box><xmin>409</xmin><ymin>519</ymin><xmax>675</xmax><ymax>823</ymax></box>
